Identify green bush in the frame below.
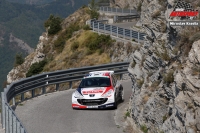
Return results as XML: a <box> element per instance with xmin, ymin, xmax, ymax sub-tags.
<box><xmin>163</xmin><ymin>114</ymin><xmax>168</xmax><ymax>123</ymax></box>
<box><xmin>26</xmin><ymin>60</ymin><xmax>47</xmax><ymax>77</ymax></box>
<box><xmin>71</xmin><ymin>42</ymin><xmax>79</xmax><ymax>51</ymax></box>
<box><xmin>54</xmin><ymin>36</ymin><xmax>66</xmax><ymax>53</ymax></box>
<box><xmin>140</xmin><ymin>124</ymin><xmax>148</xmax><ymax>133</ymax></box>
<box><xmin>14</xmin><ymin>53</ymin><xmax>24</xmax><ymax>66</ymax></box>
<box><xmin>83</xmin><ymin>25</ymin><xmax>91</xmax><ymax>30</ymax></box>
<box><xmin>163</xmin><ymin>70</ymin><xmax>174</xmax><ymax>85</ymax></box>
<box><xmin>53</xmin><ymin>24</ymin><xmax>80</xmax><ymax>53</ymax></box>
<box><xmin>65</xmin><ymin>24</ymin><xmax>80</xmax><ymax>39</ymax></box>
<box><xmin>89</xmin><ymin>10</ymin><xmax>99</xmax><ymax>19</ymax></box>
<box><xmin>189</xmin><ymin>32</ymin><xmax>200</xmax><ymax>44</ymax></box>
<box><xmin>44</xmin><ymin>14</ymin><xmax>63</xmax><ymax>35</ymax></box>
<box><xmin>137</xmin><ymin>2</ymin><xmax>142</xmax><ymax>12</ymax></box>
<box><xmin>84</xmin><ymin>33</ymin><xmax>112</xmax><ymax>53</ymax></box>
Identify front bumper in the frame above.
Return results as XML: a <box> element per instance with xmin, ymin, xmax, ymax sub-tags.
<box><xmin>72</xmin><ymin>102</ymin><xmax>115</xmax><ymax>109</ymax></box>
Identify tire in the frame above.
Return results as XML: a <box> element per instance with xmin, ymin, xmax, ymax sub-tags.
<box><xmin>113</xmin><ymin>96</ymin><xmax>118</xmax><ymax>109</ymax></box>
<box><xmin>120</xmin><ymin>86</ymin><xmax>124</xmax><ymax>102</ymax></box>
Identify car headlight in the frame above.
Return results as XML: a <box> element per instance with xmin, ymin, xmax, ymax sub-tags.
<box><xmin>74</xmin><ymin>91</ymin><xmax>83</xmax><ymax>98</ymax></box>
<box><xmin>101</xmin><ymin>89</ymin><xmax>113</xmax><ymax>98</ymax></box>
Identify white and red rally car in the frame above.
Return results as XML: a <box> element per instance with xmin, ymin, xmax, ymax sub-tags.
<box><xmin>72</xmin><ymin>71</ymin><xmax>124</xmax><ymax>109</ymax></box>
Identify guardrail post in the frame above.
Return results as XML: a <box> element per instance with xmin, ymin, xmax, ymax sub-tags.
<box><xmin>17</xmin><ymin>120</ymin><xmax>20</xmax><ymax>133</ymax></box>
<box><xmin>69</xmin><ymin>82</ymin><xmax>72</xmax><ymax>89</ymax></box>
<box><xmin>42</xmin><ymin>86</ymin><xmax>46</xmax><ymax>94</ymax></box>
<box><xmin>12</xmin><ymin>98</ymin><xmax>15</xmax><ymax>106</ymax></box>
<box><xmin>1</xmin><ymin>92</ymin><xmax>5</xmax><ymax>129</ymax></box>
<box><xmin>21</xmin><ymin>93</ymin><xmax>24</xmax><ymax>102</ymax></box>
<box><xmin>110</xmin><ymin>25</ymin><xmax>112</xmax><ymax>36</ymax></box>
<box><xmin>107</xmin><ymin>7</ymin><xmax>108</xmax><ymax>13</ymax></box>
<box><xmin>104</xmin><ymin>24</ymin><xmax>105</xmax><ymax>33</ymax></box>
<box><xmin>138</xmin><ymin>32</ymin><xmax>139</xmax><ymax>43</ymax></box>
<box><xmin>117</xmin><ymin>27</ymin><xmax>118</xmax><ymax>38</ymax></box>
<box><xmin>56</xmin><ymin>84</ymin><xmax>59</xmax><ymax>91</ymax></box>
<box><xmin>130</xmin><ymin>30</ymin><xmax>132</xmax><ymax>41</ymax></box>
<box><xmin>123</xmin><ymin>29</ymin><xmax>125</xmax><ymax>39</ymax></box>
<box><xmin>9</xmin><ymin>109</ymin><xmax>13</xmax><ymax>133</ymax></box>
<box><xmin>120</xmin><ymin>74</ymin><xmax>123</xmax><ymax>80</ymax></box>
<box><xmin>13</xmin><ymin>116</ymin><xmax>16</xmax><ymax>133</ymax></box>
<box><xmin>92</xmin><ymin>22</ymin><xmax>94</xmax><ymax>31</ymax></box>
<box><xmin>98</xmin><ymin>23</ymin><xmax>99</xmax><ymax>33</ymax></box>
<box><xmin>5</xmin><ymin>105</ymin><xmax>9</xmax><ymax>133</ymax></box>
<box><xmin>122</xmin><ymin>8</ymin><xmax>123</xmax><ymax>13</ymax></box>
<box><xmin>20</xmin><ymin>126</ymin><xmax>25</xmax><ymax>133</ymax></box>
<box><xmin>32</xmin><ymin>89</ymin><xmax>35</xmax><ymax>98</ymax></box>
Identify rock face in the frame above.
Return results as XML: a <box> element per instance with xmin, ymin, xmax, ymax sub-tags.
<box><xmin>112</xmin><ymin>0</ymin><xmax>200</xmax><ymax>133</ymax></box>
<box><xmin>9</xmin><ymin>34</ymin><xmax>34</xmax><ymax>54</ymax></box>
<box><xmin>7</xmin><ymin>33</ymin><xmax>48</xmax><ymax>83</ymax></box>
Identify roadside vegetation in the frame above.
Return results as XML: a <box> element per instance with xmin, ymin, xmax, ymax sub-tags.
<box><xmin>14</xmin><ymin>53</ymin><xmax>25</xmax><ymax>67</ymax></box>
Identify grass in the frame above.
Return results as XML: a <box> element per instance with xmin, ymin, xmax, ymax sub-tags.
<box><xmin>140</xmin><ymin>124</ymin><xmax>148</xmax><ymax>133</ymax></box>
<box><xmin>43</xmin><ymin>30</ymin><xmax>111</xmax><ymax>71</ymax></box>
<box><xmin>124</xmin><ymin>110</ymin><xmax>131</xmax><ymax>119</ymax></box>
<box><xmin>162</xmin><ymin>114</ymin><xmax>168</xmax><ymax>123</ymax></box>
<box><xmin>142</xmin><ymin>95</ymin><xmax>149</xmax><ymax>104</ymax></box>
<box><xmin>151</xmin><ymin>10</ymin><xmax>161</xmax><ymax>18</ymax></box>
<box><xmin>163</xmin><ymin>70</ymin><xmax>174</xmax><ymax>85</ymax></box>
<box><xmin>137</xmin><ymin>78</ymin><xmax>144</xmax><ymax>88</ymax></box>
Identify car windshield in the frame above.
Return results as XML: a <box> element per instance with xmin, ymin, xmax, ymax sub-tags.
<box><xmin>79</xmin><ymin>77</ymin><xmax>111</xmax><ymax>88</ymax></box>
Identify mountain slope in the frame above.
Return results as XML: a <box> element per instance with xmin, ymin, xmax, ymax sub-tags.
<box><xmin>0</xmin><ymin>0</ymin><xmax>90</xmax><ymax>89</ymax></box>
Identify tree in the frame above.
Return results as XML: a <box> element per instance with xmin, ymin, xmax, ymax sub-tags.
<box><xmin>89</xmin><ymin>0</ymin><xmax>99</xmax><ymax>19</ymax></box>
<box><xmin>44</xmin><ymin>14</ymin><xmax>63</xmax><ymax>35</ymax></box>
<box><xmin>14</xmin><ymin>53</ymin><xmax>24</xmax><ymax>66</ymax></box>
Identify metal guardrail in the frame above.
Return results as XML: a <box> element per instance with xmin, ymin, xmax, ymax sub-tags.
<box><xmin>1</xmin><ymin>62</ymin><xmax>129</xmax><ymax>133</ymax></box>
<box><xmin>99</xmin><ymin>7</ymin><xmax>137</xmax><ymax>15</ymax></box>
<box><xmin>90</xmin><ymin>20</ymin><xmax>146</xmax><ymax>43</ymax></box>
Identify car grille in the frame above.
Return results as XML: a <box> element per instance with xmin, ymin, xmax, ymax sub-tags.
<box><xmin>77</xmin><ymin>98</ymin><xmax>108</xmax><ymax>106</ymax></box>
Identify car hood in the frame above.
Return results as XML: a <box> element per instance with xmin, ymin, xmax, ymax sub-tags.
<box><xmin>77</xmin><ymin>87</ymin><xmax>113</xmax><ymax>98</ymax></box>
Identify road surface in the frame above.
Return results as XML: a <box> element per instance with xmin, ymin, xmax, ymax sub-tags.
<box><xmin>15</xmin><ymin>80</ymin><xmax>132</xmax><ymax>133</ymax></box>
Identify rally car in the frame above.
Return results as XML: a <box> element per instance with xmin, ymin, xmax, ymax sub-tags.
<box><xmin>72</xmin><ymin>71</ymin><xmax>124</xmax><ymax>109</ymax></box>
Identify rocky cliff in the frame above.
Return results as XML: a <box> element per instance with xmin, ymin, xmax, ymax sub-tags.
<box><xmin>111</xmin><ymin>0</ymin><xmax>200</xmax><ymax>132</ymax></box>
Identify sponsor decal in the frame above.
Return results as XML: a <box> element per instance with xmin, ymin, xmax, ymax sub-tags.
<box><xmin>82</xmin><ymin>90</ymin><xmax>103</xmax><ymax>94</ymax></box>
<box><xmin>106</xmin><ymin>104</ymin><xmax>113</xmax><ymax>107</ymax></box>
<box><xmin>169</xmin><ymin>0</ymin><xmax>199</xmax><ymax>26</ymax></box>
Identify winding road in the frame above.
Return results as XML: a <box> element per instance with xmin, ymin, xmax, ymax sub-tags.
<box><xmin>15</xmin><ymin>80</ymin><xmax>132</xmax><ymax>133</ymax></box>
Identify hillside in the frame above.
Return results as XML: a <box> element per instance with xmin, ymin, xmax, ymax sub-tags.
<box><xmin>0</xmin><ymin>0</ymin><xmax>90</xmax><ymax>90</ymax></box>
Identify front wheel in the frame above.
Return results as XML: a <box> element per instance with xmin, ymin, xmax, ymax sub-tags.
<box><xmin>120</xmin><ymin>86</ymin><xmax>124</xmax><ymax>102</ymax></box>
<box><xmin>113</xmin><ymin>96</ymin><xmax>118</xmax><ymax>109</ymax></box>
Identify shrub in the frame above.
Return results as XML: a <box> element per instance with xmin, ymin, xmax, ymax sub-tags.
<box><xmin>83</xmin><ymin>25</ymin><xmax>91</xmax><ymax>30</ymax></box>
<box><xmin>14</xmin><ymin>53</ymin><xmax>24</xmax><ymax>66</ymax></box>
<box><xmin>163</xmin><ymin>114</ymin><xmax>168</xmax><ymax>123</ymax></box>
<box><xmin>140</xmin><ymin>124</ymin><xmax>148</xmax><ymax>133</ymax></box>
<box><xmin>137</xmin><ymin>2</ymin><xmax>142</xmax><ymax>12</ymax></box>
<box><xmin>163</xmin><ymin>70</ymin><xmax>174</xmax><ymax>85</ymax></box>
<box><xmin>90</xmin><ymin>10</ymin><xmax>99</xmax><ymax>19</ymax></box>
<box><xmin>131</xmin><ymin>59</ymin><xmax>136</xmax><ymax>68</ymax></box>
<box><xmin>54</xmin><ymin>36</ymin><xmax>66</xmax><ymax>53</ymax></box>
<box><xmin>124</xmin><ymin>110</ymin><xmax>130</xmax><ymax>119</ymax></box>
<box><xmin>71</xmin><ymin>42</ymin><xmax>79</xmax><ymax>51</ymax></box>
<box><xmin>151</xmin><ymin>10</ymin><xmax>161</xmax><ymax>18</ymax></box>
<box><xmin>44</xmin><ymin>14</ymin><xmax>63</xmax><ymax>35</ymax></box>
<box><xmin>85</xmin><ymin>34</ymin><xmax>112</xmax><ymax>52</ymax></box>
<box><xmin>189</xmin><ymin>31</ymin><xmax>200</xmax><ymax>44</ymax></box>
<box><xmin>137</xmin><ymin>78</ymin><xmax>144</xmax><ymax>88</ymax></box>
<box><xmin>26</xmin><ymin>60</ymin><xmax>47</xmax><ymax>77</ymax></box>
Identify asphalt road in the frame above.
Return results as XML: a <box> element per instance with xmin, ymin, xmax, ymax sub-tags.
<box><xmin>15</xmin><ymin>80</ymin><xmax>132</xmax><ymax>133</ymax></box>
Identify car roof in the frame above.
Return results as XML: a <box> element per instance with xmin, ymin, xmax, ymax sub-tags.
<box><xmin>84</xmin><ymin>71</ymin><xmax>114</xmax><ymax>78</ymax></box>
